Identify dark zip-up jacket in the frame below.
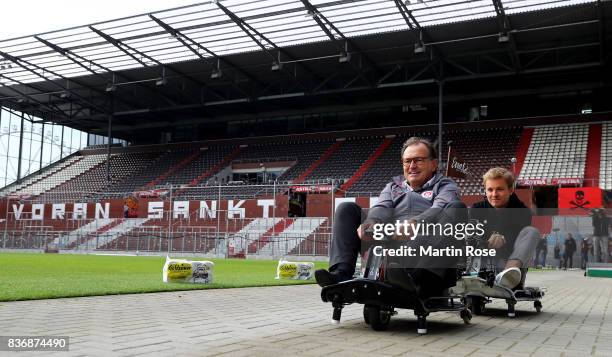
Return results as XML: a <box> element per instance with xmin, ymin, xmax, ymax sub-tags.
<box><xmin>469</xmin><ymin>193</ymin><xmax>532</xmax><ymax>259</ymax></box>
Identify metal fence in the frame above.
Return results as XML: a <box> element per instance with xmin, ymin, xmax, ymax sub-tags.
<box><xmin>0</xmin><ymin>183</ymin><xmax>336</xmax><ymax>257</ymax></box>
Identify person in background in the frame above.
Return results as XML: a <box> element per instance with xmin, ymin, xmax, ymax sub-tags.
<box><xmin>581</xmin><ymin>236</ymin><xmax>590</xmax><ymax>270</ymax></box>
<box><xmin>592</xmin><ymin>209</ymin><xmax>610</xmax><ymax>263</ymax></box>
<box><xmin>554</xmin><ymin>241</ymin><xmax>562</xmax><ymax>268</ymax></box>
<box><xmin>534</xmin><ymin>235</ymin><xmax>548</xmax><ymax>268</ymax></box>
<box><xmin>563</xmin><ymin>233</ymin><xmax>577</xmax><ymax>269</ymax></box>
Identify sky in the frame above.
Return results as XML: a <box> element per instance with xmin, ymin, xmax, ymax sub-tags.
<box><xmin>0</xmin><ymin>0</ymin><xmax>200</xmax><ymax>40</ymax></box>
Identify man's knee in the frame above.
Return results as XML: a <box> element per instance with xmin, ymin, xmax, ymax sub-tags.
<box><xmin>440</xmin><ymin>201</ymin><xmax>468</xmax><ymax>223</ymax></box>
<box><xmin>446</xmin><ymin>201</ymin><xmax>467</xmax><ymax>209</ymax></box>
<box><xmin>335</xmin><ymin>202</ymin><xmax>362</xmax><ymax>217</ymax></box>
<box><xmin>519</xmin><ymin>226</ymin><xmax>540</xmax><ymax>241</ymax></box>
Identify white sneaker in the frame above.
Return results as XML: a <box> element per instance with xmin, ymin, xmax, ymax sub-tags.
<box><xmin>495</xmin><ymin>267</ymin><xmax>522</xmax><ymax>289</ymax></box>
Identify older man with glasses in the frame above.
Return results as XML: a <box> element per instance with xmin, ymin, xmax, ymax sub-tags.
<box><xmin>315</xmin><ymin>137</ymin><xmax>466</xmax><ymax>298</ymax></box>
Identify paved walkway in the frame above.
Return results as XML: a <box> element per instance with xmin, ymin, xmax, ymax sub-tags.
<box><xmin>1</xmin><ymin>270</ymin><xmax>612</xmax><ymax>356</ymax></box>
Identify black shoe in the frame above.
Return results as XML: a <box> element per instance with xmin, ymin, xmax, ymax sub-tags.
<box><xmin>385</xmin><ymin>264</ymin><xmax>418</xmax><ymax>293</ymax></box>
<box><xmin>315</xmin><ymin>269</ymin><xmax>351</xmax><ymax>287</ymax></box>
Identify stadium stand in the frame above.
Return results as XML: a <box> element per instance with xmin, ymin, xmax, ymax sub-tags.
<box><xmin>346</xmin><ymin>127</ymin><xmax>522</xmax><ymax>195</ymax></box>
<box><xmin>4</xmin><ymin>122</ymin><xmax>607</xmax><ymax>201</ymax></box>
<box><xmin>513</xmin><ymin>128</ymin><xmax>535</xmax><ymax>179</ymax></box>
<box><xmin>2</xmin><ymin>124</ymin><xmax>586</xmax><ymax>200</ymax></box>
<box><xmin>340</xmin><ymin>137</ymin><xmax>394</xmax><ymax>192</ymax></box>
<box><xmin>60</xmin><ymin>219</ymin><xmax>113</xmax><ymax>249</ymax></box>
<box><xmin>234</xmin><ymin>139</ymin><xmax>333</xmax><ymax>182</ymax></box>
<box><xmin>300</xmin><ymin>137</ymin><xmax>382</xmax><ymax>183</ymax></box>
<box><xmin>1</xmin><ymin>155</ymin><xmax>81</xmax><ymax>194</ymax></box>
<box><xmin>518</xmin><ymin>124</ymin><xmax>589</xmax><ymax>181</ymax></box>
<box><xmin>246</xmin><ymin>218</ymin><xmax>294</xmax><ymax>254</ymax></box>
<box><xmin>167</xmin><ymin>146</ymin><xmax>239</xmax><ymax>194</ymax></box>
<box><xmin>179</xmin><ymin>139</ymin><xmax>333</xmax><ymax>199</ymax></box>
<box><xmin>8</xmin><ymin>155</ymin><xmax>106</xmax><ymax>196</ymax></box>
<box><xmin>445</xmin><ymin>127</ymin><xmax>523</xmax><ymax>195</ymax></box>
<box><xmin>104</xmin><ymin>148</ymin><xmax>199</xmax><ymax>193</ymax></box>
<box><xmin>256</xmin><ymin>218</ymin><xmax>327</xmax><ymax>256</ymax></box>
<box><xmin>584</xmin><ymin>124</ymin><xmax>602</xmax><ymax>187</ymax></box>
<box><xmin>290</xmin><ymin>223</ymin><xmax>331</xmax><ymax>256</ymax></box>
<box><xmin>37</xmin><ymin>152</ymin><xmax>161</xmax><ymax>201</ymax></box>
<box><xmin>82</xmin><ymin>218</ymin><xmax>149</xmax><ymax>250</ymax></box>
<box><xmin>231</xmin><ymin>139</ymin><xmax>335</xmax><ymax>189</ymax></box>
<box><xmin>601</xmin><ymin>122</ymin><xmax>612</xmax><ymax>190</ymax></box>
<box><xmin>346</xmin><ymin>134</ymin><xmax>405</xmax><ymax>194</ymax></box>
<box><xmin>227</xmin><ymin>218</ymin><xmax>281</xmax><ymax>256</ymax></box>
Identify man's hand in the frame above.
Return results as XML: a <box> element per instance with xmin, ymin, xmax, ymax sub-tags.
<box><xmin>488</xmin><ymin>232</ymin><xmax>506</xmax><ymax>249</ymax></box>
<box><xmin>394</xmin><ymin>219</ymin><xmax>416</xmax><ymax>241</ymax></box>
<box><xmin>357</xmin><ymin>223</ymin><xmax>375</xmax><ymax>241</ymax></box>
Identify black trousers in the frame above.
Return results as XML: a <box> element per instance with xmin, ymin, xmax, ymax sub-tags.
<box><xmin>329</xmin><ymin>201</ymin><xmax>467</xmax><ymax>281</ymax></box>
<box><xmin>564</xmin><ymin>252</ymin><xmax>574</xmax><ymax>269</ymax></box>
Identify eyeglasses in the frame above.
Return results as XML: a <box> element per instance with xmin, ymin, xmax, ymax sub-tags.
<box><xmin>401</xmin><ymin>157</ymin><xmax>431</xmax><ymax>167</ymax></box>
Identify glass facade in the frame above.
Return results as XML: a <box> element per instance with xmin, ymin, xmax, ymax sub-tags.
<box><xmin>0</xmin><ymin>107</ymin><xmax>89</xmax><ymax>187</ymax></box>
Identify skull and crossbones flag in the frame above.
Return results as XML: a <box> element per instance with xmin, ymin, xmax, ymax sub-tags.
<box><xmin>558</xmin><ymin>187</ymin><xmax>602</xmax><ymax>214</ymax></box>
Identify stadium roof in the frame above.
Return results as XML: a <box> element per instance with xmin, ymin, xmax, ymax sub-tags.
<box><xmin>0</xmin><ymin>0</ymin><xmax>610</xmax><ymax>137</ymax></box>
<box><xmin>0</xmin><ymin>0</ymin><xmax>596</xmax><ymax>83</ymax></box>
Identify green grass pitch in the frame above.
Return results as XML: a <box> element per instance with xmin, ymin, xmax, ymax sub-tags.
<box><xmin>0</xmin><ymin>252</ymin><xmax>328</xmax><ymax>301</ymax></box>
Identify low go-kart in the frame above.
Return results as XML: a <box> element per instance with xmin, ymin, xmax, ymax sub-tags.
<box><xmin>451</xmin><ymin>234</ymin><xmax>545</xmax><ymax>317</ymax></box>
<box><xmin>320</xmin><ymin>243</ymin><xmax>473</xmax><ymax>334</ymax></box>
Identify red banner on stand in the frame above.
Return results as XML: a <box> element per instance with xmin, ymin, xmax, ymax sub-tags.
<box><xmin>517</xmin><ymin>178</ymin><xmax>547</xmax><ymax>186</ymax></box>
<box><xmin>291</xmin><ymin>185</ymin><xmax>334</xmax><ymax>193</ymax></box>
<box><xmin>551</xmin><ymin>178</ymin><xmax>582</xmax><ymax>186</ymax></box>
<box><xmin>558</xmin><ymin>187</ymin><xmax>602</xmax><ymax>215</ymax></box>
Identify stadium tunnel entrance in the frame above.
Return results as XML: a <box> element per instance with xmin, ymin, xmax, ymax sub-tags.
<box><xmin>288</xmin><ymin>190</ymin><xmax>307</xmax><ymax>218</ymax></box>
<box><xmin>534</xmin><ymin>187</ymin><xmax>559</xmax><ymax>215</ymax></box>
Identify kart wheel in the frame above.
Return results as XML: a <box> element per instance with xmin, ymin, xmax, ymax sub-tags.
<box><xmin>365</xmin><ymin>305</ymin><xmax>390</xmax><ymax>331</ymax></box>
<box><xmin>466</xmin><ymin>297</ymin><xmax>485</xmax><ymax>315</ymax></box>
<box><xmin>474</xmin><ymin>298</ymin><xmax>485</xmax><ymax>315</ymax></box>
<box><xmin>417</xmin><ymin>315</ymin><xmax>427</xmax><ymax>334</ymax></box>
<box><xmin>534</xmin><ymin>300</ymin><xmax>542</xmax><ymax>313</ymax></box>
<box><xmin>460</xmin><ymin>309</ymin><xmax>472</xmax><ymax>324</ymax></box>
<box><xmin>507</xmin><ymin>302</ymin><xmax>516</xmax><ymax>318</ymax></box>
<box><xmin>363</xmin><ymin>305</ymin><xmax>372</xmax><ymax>325</ymax></box>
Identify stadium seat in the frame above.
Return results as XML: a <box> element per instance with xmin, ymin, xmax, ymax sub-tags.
<box><xmin>600</xmin><ymin>122</ymin><xmax>612</xmax><ymax>189</ymax></box>
<box><xmin>518</xmin><ymin>124</ymin><xmax>589</xmax><ymax>181</ymax></box>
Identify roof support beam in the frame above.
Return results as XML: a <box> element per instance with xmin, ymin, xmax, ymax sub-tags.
<box><xmin>483</xmin><ymin>54</ymin><xmax>514</xmax><ymax>72</ymax></box>
<box><xmin>597</xmin><ymin>0</ymin><xmax>607</xmax><ymax>67</ymax></box>
<box><xmin>89</xmin><ymin>26</ymin><xmax>227</xmax><ymax>102</ymax></box>
<box><xmin>216</xmin><ymin>2</ymin><xmax>311</xmax><ymax>91</ymax></box>
<box><xmin>148</xmin><ymin>14</ymin><xmax>256</xmax><ymax>98</ymax></box>
<box><xmin>0</xmin><ymin>73</ymin><xmax>70</xmax><ymax>117</ymax></box>
<box><xmin>0</xmin><ymin>50</ymin><xmax>108</xmax><ymax>115</ymax></box>
<box><xmin>492</xmin><ymin>0</ymin><xmax>521</xmax><ymax>72</ymax></box>
<box><xmin>392</xmin><ymin>0</ymin><xmax>423</xmax><ymax>41</ymax></box>
<box><xmin>392</xmin><ymin>0</ymin><xmax>442</xmax><ymax>77</ymax></box>
<box><xmin>445</xmin><ymin>58</ymin><xmax>476</xmax><ymax>76</ymax></box>
<box><xmin>34</xmin><ymin>35</ymin><xmax>178</xmax><ymax>108</ymax></box>
<box><xmin>89</xmin><ymin>26</ymin><xmax>149</xmax><ymax>67</ymax></box>
<box><xmin>299</xmin><ymin>0</ymin><xmax>380</xmax><ymax>86</ymax></box>
<box><xmin>35</xmin><ymin>36</ymin><xmax>104</xmax><ymax>77</ymax></box>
